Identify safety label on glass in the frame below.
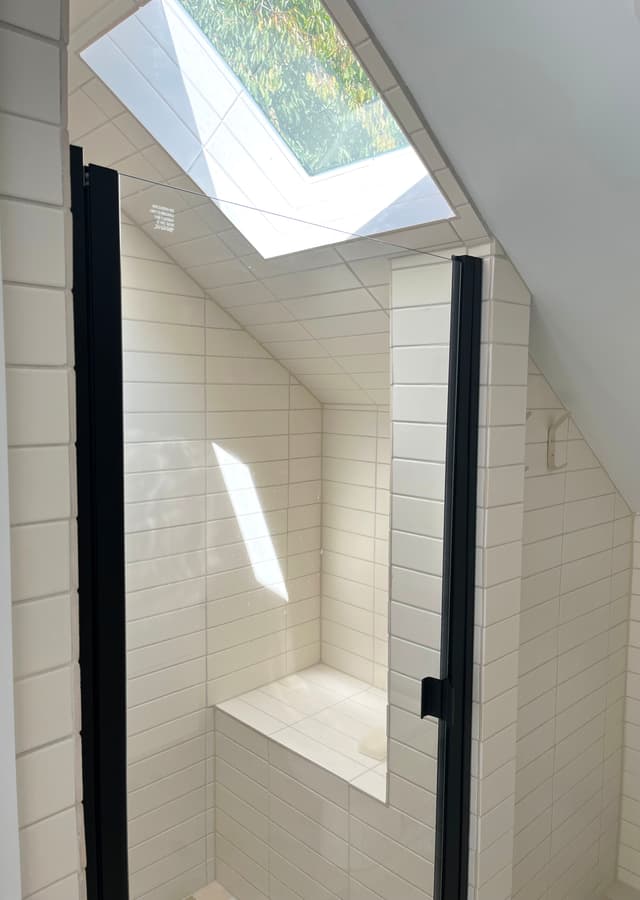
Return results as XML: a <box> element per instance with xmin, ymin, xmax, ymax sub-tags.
<box><xmin>150</xmin><ymin>204</ymin><xmax>175</xmax><ymax>233</ymax></box>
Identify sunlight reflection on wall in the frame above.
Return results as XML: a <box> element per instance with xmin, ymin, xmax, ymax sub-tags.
<box><xmin>212</xmin><ymin>442</ymin><xmax>289</xmax><ymax>601</ymax></box>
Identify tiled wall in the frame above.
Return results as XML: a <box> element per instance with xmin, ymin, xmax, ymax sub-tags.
<box><xmin>213</xmin><ymin>704</ymin><xmax>435</xmax><ymax>900</ymax></box>
<box><xmin>206</xmin><ymin>253</ymin><xmax>454</xmax><ymax>900</ymax></box>
<box><xmin>205</xmin><ymin>366</ymin><xmax>322</xmax><ymax>705</ymax></box>
<box><xmin>468</xmin><ymin>252</ymin><xmax>531</xmax><ymax>900</ymax></box>
<box><xmin>121</xmin><ymin>219</ymin><xmax>214</xmax><ymax>898</ymax></box>
<box><xmin>0</xmin><ymin>4</ymin><xmax>86</xmax><ymax>899</ymax></box>
<box><xmin>2</xmin><ymin>9</ymin><xmax>631</xmax><ymax>900</ymax></box>
<box><xmin>207</xmin><ymin>247</ymin><xmax>535</xmax><ymax>900</ymax></box>
<box><xmin>618</xmin><ymin>516</ymin><xmax>640</xmax><ymax>889</ymax></box>
<box><xmin>121</xmin><ymin>218</ymin><xmax>323</xmax><ymax>896</ymax></box>
<box><xmin>0</xmin><ymin>251</ymin><xmax>20</xmax><ymax>895</ymax></box>
<box><xmin>321</xmin><ymin>404</ymin><xmax>390</xmax><ymax>690</ymax></box>
<box><xmin>387</xmin><ymin>252</ymin><xmax>454</xmax><ymax>863</ymax></box>
<box><xmin>513</xmin><ymin>362</ymin><xmax>632</xmax><ymax>900</ymax></box>
<box><xmin>5</xmin><ymin>5</ymin><xmax>615</xmax><ymax>900</ymax></box>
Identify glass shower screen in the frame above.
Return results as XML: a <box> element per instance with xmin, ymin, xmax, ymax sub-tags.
<box><xmin>75</xmin><ymin>164</ymin><xmax>479</xmax><ymax>900</ymax></box>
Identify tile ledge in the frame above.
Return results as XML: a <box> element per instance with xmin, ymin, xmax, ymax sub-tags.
<box><xmin>215</xmin><ymin>663</ymin><xmax>388</xmax><ymax>804</ymax></box>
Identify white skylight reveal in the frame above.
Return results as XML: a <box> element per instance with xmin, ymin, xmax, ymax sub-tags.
<box><xmin>82</xmin><ymin>0</ymin><xmax>453</xmax><ymax>257</ymax></box>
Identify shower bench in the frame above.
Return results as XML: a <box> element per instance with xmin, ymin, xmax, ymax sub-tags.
<box><xmin>214</xmin><ymin>663</ymin><xmax>387</xmax><ymax>802</ymax></box>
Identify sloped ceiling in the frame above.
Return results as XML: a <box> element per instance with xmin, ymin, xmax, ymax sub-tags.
<box><xmin>354</xmin><ymin>0</ymin><xmax>640</xmax><ymax>509</ymax></box>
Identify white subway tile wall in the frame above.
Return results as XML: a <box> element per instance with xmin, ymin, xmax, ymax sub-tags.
<box><xmin>468</xmin><ymin>252</ymin><xmax>531</xmax><ymax>900</ymax></box>
<box><xmin>121</xmin><ymin>218</ymin><xmax>323</xmax><ymax>897</ymax></box>
<box><xmin>213</xmin><ymin>704</ymin><xmax>437</xmax><ymax>900</ymax></box>
<box><xmin>0</xmin><ymin>3</ymin><xmax>574</xmax><ymax>900</ymax></box>
<box><xmin>63</xmin><ymin>6</ymin><xmax>496</xmax><ymax>892</ymax></box>
<box><xmin>321</xmin><ymin>405</ymin><xmax>390</xmax><ymax>689</ymax></box>
<box><xmin>0</xmin><ymin>5</ymin><xmax>85</xmax><ymax>900</ymax></box>
<box><xmin>122</xmin><ymin>220</ymin><xmax>212</xmax><ymax>899</ymax></box>
<box><xmin>8</xmin><ymin>3</ymin><xmax>632</xmax><ymax>899</ymax></box>
<box><xmin>513</xmin><ymin>361</ymin><xmax>632</xmax><ymax>900</ymax></box>
<box><xmin>388</xmin><ymin>254</ymin><xmax>453</xmax><ymax>843</ymax></box>
<box><xmin>618</xmin><ymin>515</ymin><xmax>640</xmax><ymax>889</ymax></box>
<box><xmin>205</xmin><ymin>373</ymin><xmax>322</xmax><ymax>704</ymax></box>
<box><xmin>192</xmin><ymin>253</ymin><xmax>456</xmax><ymax>900</ymax></box>
<box><xmin>122</xmin><ymin>238</ymin><xmax>536</xmax><ymax>900</ymax></box>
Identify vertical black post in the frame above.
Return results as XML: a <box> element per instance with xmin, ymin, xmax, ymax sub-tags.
<box><xmin>430</xmin><ymin>255</ymin><xmax>483</xmax><ymax>900</ymax></box>
<box><xmin>71</xmin><ymin>146</ymin><xmax>129</xmax><ymax>900</ymax></box>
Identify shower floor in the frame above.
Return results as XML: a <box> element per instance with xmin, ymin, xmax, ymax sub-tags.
<box><xmin>216</xmin><ymin>664</ymin><xmax>387</xmax><ymax>801</ymax></box>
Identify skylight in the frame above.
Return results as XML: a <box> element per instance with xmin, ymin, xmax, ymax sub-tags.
<box><xmin>178</xmin><ymin>0</ymin><xmax>408</xmax><ymax>176</ymax></box>
<box><xmin>82</xmin><ymin>0</ymin><xmax>453</xmax><ymax>257</ymax></box>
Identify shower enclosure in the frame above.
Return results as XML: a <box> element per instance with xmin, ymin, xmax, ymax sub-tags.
<box><xmin>71</xmin><ymin>151</ymin><xmax>482</xmax><ymax>900</ymax></box>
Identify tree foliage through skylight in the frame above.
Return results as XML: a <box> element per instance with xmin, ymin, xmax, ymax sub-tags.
<box><xmin>179</xmin><ymin>0</ymin><xmax>408</xmax><ymax>175</ymax></box>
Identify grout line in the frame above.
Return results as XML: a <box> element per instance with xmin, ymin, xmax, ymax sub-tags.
<box><xmin>129</xmin><ymin>810</ymin><xmax>206</xmax><ymax>859</ymax></box>
<box><xmin>128</xmin><ymin>780</ymin><xmax>206</xmax><ymax>829</ymax></box>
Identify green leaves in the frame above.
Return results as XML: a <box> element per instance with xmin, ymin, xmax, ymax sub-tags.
<box><xmin>179</xmin><ymin>0</ymin><xmax>407</xmax><ymax>174</ymax></box>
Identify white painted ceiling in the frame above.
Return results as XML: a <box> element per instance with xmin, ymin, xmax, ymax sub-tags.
<box><xmin>68</xmin><ymin>0</ymin><xmax>483</xmax><ymax>408</ymax></box>
<box><xmin>354</xmin><ymin>0</ymin><xmax>640</xmax><ymax>508</ymax></box>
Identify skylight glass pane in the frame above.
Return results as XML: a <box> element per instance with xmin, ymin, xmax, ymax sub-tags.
<box><xmin>177</xmin><ymin>0</ymin><xmax>408</xmax><ymax>175</ymax></box>
<box><xmin>81</xmin><ymin>0</ymin><xmax>453</xmax><ymax>257</ymax></box>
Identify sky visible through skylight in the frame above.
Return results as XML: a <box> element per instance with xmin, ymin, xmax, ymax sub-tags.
<box><xmin>177</xmin><ymin>0</ymin><xmax>408</xmax><ymax>175</ymax></box>
<box><xmin>82</xmin><ymin>0</ymin><xmax>452</xmax><ymax>256</ymax></box>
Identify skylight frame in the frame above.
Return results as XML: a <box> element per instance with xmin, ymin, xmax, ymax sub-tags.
<box><xmin>82</xmin><ymin>0</ymin><xmax>453</xmax><ymax>258</ymax></box>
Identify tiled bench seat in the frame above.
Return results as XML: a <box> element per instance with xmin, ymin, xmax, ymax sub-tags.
<box><xmin>216</xmin><ymin>664</ymin><xmax>387</xmax><ymax>802</ymax></box>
